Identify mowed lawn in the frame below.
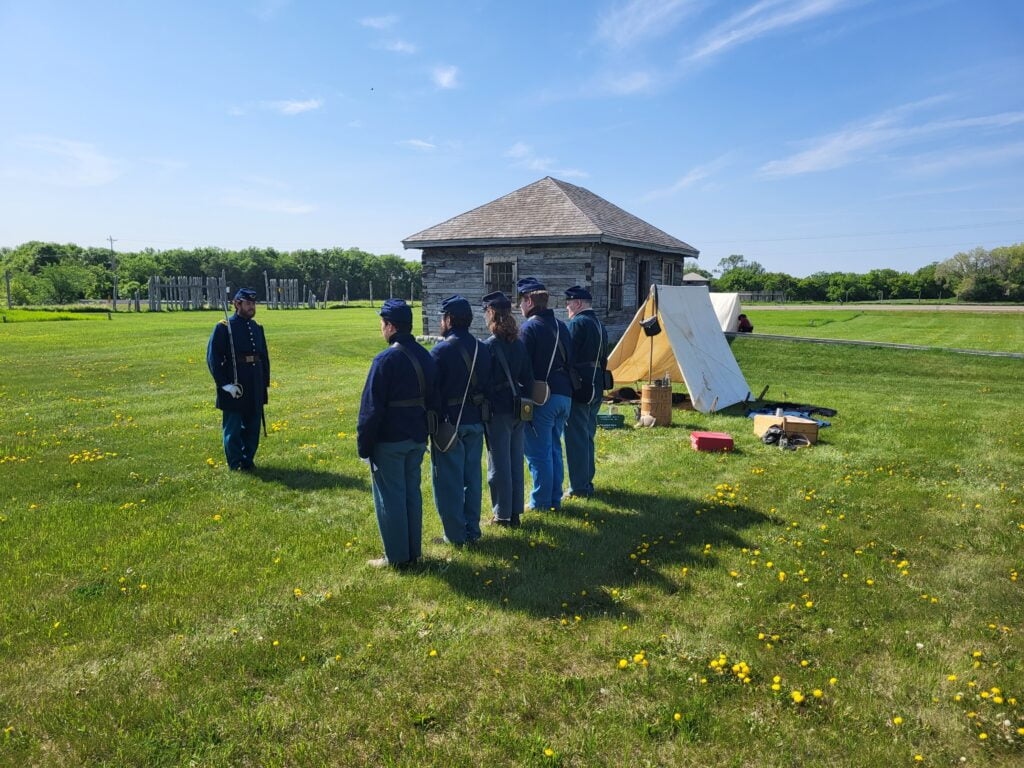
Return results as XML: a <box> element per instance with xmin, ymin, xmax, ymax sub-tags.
<box><xmin>746</xmin><ymin>309</ymin><xmax>1024</xmax><ymax>353</ymax></box>
<box><xmin>1</xmin><ymin>309</ymin><xmax>1022</xmax><ymax>767</ymax></box>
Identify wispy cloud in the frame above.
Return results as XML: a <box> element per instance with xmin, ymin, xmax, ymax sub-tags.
<box><xmin>688</xmin><ymin>0</ymin><xmax>853</xmax><ymax>62</ymax></box>
<box><xmin>504</xmin><ymin>142</ymin><xmax>588</xmax><ymax>179</ymax></box>
<box><xmin>12</xmin><ymin>136</ymin><xmax>120</xmax><ymax>186</ymax></box>
<box><xmin>383</xmin><ymin>39</ymin><xmax>417</xmax><ymax>54</ymax></box>
<box><xmin>261</xmin><ymin>98</ymin><xmax>324</xmax><ymax>115</ymax></box>
<box><xmin>905</xmin><ymin>141</ymin><xmax>1024</xmax><ymax>175</ymax></box>
<box><xmin>360</xmin><ymin>14</ymin><xmax>399</xmax><ymax>30</ymax></box>
<box><xmin>398</xmin><ymin>139</ymin><xmax>437</xmax><ymax>151</ymax></box>
<box><xmin>432</xmin><ymin>65</ymin><xmax>460</xmax><ymax>89</ymax></box>
<box><xmin>603</xmin><ymin>71</ymin><xmax>655</xmax><ymax>95</ymax></box>
<box><xmin>761</xmin><ymin>102</ymin><xmax>1024</xmax><ymax>177</ymax></box>
<box><xmin>252</xmin><ymin>0</ymin><xmax>289</xmax><ymax>22</ymax></box>
<box><xmin>642</xmin><ymin>153</ymin><xmax>734</xmax><ymax>199</ymax></box>
<box><xmin>596</xmin><ymin>0</ymin><xmax>700</xmax><ymax>48</ymax></box>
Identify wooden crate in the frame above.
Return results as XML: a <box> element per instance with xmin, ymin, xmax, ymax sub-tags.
<box><xmin>753</xmin><ymin>414</ymin><xmax>819</xmax><ymax>444</ymax></box>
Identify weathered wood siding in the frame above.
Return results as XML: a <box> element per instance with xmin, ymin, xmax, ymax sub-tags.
<box><xmin>420</xmin><ymin>245</ymin><xmax>690</xmax><ymax>340</ymax></box>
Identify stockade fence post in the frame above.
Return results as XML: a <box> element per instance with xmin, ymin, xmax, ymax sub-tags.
<box><xmin>369</xmin><ymin>281</ymin><xmax>373</xmax><ymax>307</ymax></box>
<box><xmin>134</xmin><ymin>291</ymin><xmax>141</xmax><ymax>312</ymax></box>
<box><xmin>323</xmin><ymin>280</ymin><xmax>330</xmax><ymax>309</ymax></box>
<box><xmin>263</xmin><ymin>271</ymin><xmax>271</xmax><ymax>309</ymax></box>
<box><xmin>4</xmin><ymin>270</ymin><xmax>11</xmax><ymax>309</ymax></box>
<box><xmin>344</xmin><ymin>280</ymin><xmax>349</xmax><ymax>304</ymax></box>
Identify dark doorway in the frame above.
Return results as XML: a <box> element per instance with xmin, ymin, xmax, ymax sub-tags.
<box><xmin>637</xmin><ymin>260</ymin><xmax>650</xmax><ymax>308</ymax></box>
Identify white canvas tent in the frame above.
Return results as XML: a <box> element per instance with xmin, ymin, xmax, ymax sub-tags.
<box><xmin>607</xmin><ymin>285</ymin><xmax>751</xmax><ymax>413</ymax></box>
<box><xmin>709</xmin><ymin>292</ymin><xmax>742</xmax><ymax>332</ymax></box>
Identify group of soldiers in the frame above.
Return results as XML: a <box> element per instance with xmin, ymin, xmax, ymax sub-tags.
<box><xmin>207</xmin><ymin>278</ymin><xmax>609</xmax><ymax>569</ymax></box>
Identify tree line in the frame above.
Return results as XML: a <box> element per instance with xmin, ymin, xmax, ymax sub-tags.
<box><xmin>703</xmin><ymin>243</ymin><xmax>1024</xmax><ymax>302</ymax></box>
<box><xmin>0</xmin><ymin>242</ymin><xmax>422</xmax><ymax>305</ymax></box>
<box><xmin>2</xmin><ymin>240</ymin><xmax>1022</xmax><ymax>306</ymax></box>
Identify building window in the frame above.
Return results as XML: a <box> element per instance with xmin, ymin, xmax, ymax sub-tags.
<box><xmin>485</xmin><ymin>261</ymin><xmax>514</xmax><ymax>296</ymax></box>
<box><xmin>609</xmin><ymin>256</ymin><xmax>624</xmax><ymax>311</ymax></box>
<box><xmin>665</xmin><ymin>261</ymin><xmax>679</xmax><ymax>285</ymax></box>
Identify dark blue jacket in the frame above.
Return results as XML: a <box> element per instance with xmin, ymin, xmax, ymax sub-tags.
<box><xmin>207</xmin><ymin>314</ymin><xmax>270</xmax><ymax>413</ymax></box>
<box><xmin>483</xmin><ymin>335</ymin><xmax>532</xmax><ymax>415</ymax></box>
<box><xmin>567</xmin><ymin>309</ymin><xmax>609</xmax><ymax>402</ymax></box>
<box><xmin>430</xmin><ymin>328</ymin><xmax>493</xmax><ymax>425</ymax></box>
<box><xmin>357</xmin><ymin>333</ymin><xmax>438</xmax><ymax>458</ymax></box>
<box><xmin>520</xmin><ymin>309</ymin><xmax>573</xmax><ymax>397</ymax></box>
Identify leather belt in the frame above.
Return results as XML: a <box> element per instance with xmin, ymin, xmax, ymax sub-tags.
<box><xmin>241</xmin><ymin>355</ymin><xmax>261</xmax><ymax>363</ymax></box>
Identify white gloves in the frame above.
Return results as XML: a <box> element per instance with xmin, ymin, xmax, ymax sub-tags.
<box><xmin>221</xmin><ymin>384</ymin><xmax>243</xmax><ymax>399</ymax></box>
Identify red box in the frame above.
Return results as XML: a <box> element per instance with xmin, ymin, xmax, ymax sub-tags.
<box><xmin>690</xmin><ymin>431</ymin><xmax>734</xmax><ymax>452</ymax></box>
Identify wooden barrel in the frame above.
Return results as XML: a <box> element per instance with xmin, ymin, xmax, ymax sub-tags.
<box><xmin>641</xmin><ymin>383</ymin><xmax>672</xmax><ymax>426</ymax></box>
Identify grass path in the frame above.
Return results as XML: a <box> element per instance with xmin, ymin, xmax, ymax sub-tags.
<box><xmin>1</xmin><ymin>310</ymin><xmax>1022</xmax><ymax>766</ymax></box>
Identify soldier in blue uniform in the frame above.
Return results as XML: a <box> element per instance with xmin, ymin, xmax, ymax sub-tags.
<box><xmin>563</xmin><ymin>285</ymin><xmax>609</xmax><ymax>499</ymax></box>
<box><xmin>517</xmin><ymin>277</ymin><xmax>573</xmax><ymax>512</ymax></box>
<box><xmin>480</xmin><ymin>291</ymin><xmax>532</xmax><ymax>527</ymax></box>
<box><xmin>357</xmin><ymin>299</ymin><xmax>439</xmax><ymax>568</ymax></box>
<box><xmin>206</xmin><ymin>288</ymin><xmax>270</xmax><ymax>471</ymax></box>
<box><xmin>429</xmin><ymin>295</ymin><xmax>493</xmax><ymax>546</ymax></box>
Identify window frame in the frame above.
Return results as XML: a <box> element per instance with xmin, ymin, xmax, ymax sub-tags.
<box><xmin>484</xmin><ymin>260</ymin><xmax>516</xmax><ymax>296</ymax></box>
<box><xmin>609</xmin><ymin>255</ymin><xmax>624</xmax><ymax>312</ymax></box>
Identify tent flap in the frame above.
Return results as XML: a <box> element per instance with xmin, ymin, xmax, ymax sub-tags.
<box><xmin>607</xmin><ymin>285</ymin><xmax>751</xmax><ymax>413</ymax></box>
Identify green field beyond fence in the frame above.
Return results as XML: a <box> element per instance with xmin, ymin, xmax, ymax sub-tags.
<box><xmin>1</xmin><ymin>310</ymin><xmax>1022</xmax><ymax>766</ymax></box>
<box><xmin>747</xmin><ymin>310</ymin><xmax>1024</xmax><ymax>353</ymax></box>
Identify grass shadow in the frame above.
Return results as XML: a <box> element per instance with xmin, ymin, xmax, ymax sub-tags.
<box><xmin>423</xmin><ymin>486</ymin><xmax>770</xmax><ymax>619</ymax></box>
<box><xmin>252</xmin><ymin>464</ymin><xmax>365</xmax><ymax>491</ymax></box>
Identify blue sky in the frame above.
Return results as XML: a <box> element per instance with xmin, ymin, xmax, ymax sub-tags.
<box><xmin>1</xmin><ymin>0</ymin><xmax>1022</xmax><ymax>276</ymax></box>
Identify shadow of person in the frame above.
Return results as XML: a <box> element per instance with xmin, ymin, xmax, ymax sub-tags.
<box><xmin>422</xmin><ymin>486</ymin><xmax>771</xmax><ymax>620</ymax></box>
<box><xmin>252</xmin><ymin>464</ymin><xmax>365</xmax><ymax>491</ymax></box>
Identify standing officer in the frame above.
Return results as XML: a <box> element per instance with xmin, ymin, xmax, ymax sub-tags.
<box><xmin>517</xmin><ymin>277</ymin><xmax>573</xmax><ymax>512</ymax></box>
<box><xmin>430</xmin><ymin>295</ymin><xmax>492</xmax><ymax>546</ymax></box>
<box><xmin>207</xmin><ymin>287</ymin><xmax>270</xmax><ymax>471</ymax></box>
<box><xmin>357</xmin><ymin>299</ymin><xmax>438</xmax><ymax>568</ymax></box>
<box><xmin>481</xmin><ymin>291</ymin><xmax>532</xmax><ymax>527</ymax></box>
<box><xmin>563</xmin><ymin>285</ymin><xmax>608</xmax><ymax>499</ymax></box>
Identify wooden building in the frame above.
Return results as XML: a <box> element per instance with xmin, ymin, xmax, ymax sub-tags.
<box><xmin>402</xmin><ymin>177</ymin><xmax>699</xmax><ymax>337</ymax></box>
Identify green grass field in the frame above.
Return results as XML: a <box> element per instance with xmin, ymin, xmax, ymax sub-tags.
<box><xmin>747</xmin><ymin>309</ymin><xmax>1024</xmax><ymax>353</ymax></box>
<box><xmin>1</xmin><ymin>309</ymin><xmax>1022</xmax><ymax>767</ymax></box>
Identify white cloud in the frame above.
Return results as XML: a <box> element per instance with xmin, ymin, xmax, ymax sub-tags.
<box><xmin>261</xmin><ymin>98</ymin><xmax>324</xmax><ymax>115</ymax></box>
<box><xmin>360</xmin><ymin>14</ymin><xmax>399</xmax><ymax>29</ymax></box>
<box><xmin>384</xmin><ymin>39</ymin><xmax>417</xmax><ymax>54</ymax></box>
<box><xmin>13</xmin><ymin>136</ymin><xmax>120</xmax><ymax>187</ymax></box>
<box><xmin>642</xmin><ymin>153</ymin><xmax>734</xmax><ymax>199</ymax></box>
<box><xmin>596</xmin><ymin>0</ymin><xmax>699</xmax><ymax>48</ymax></box>
<box><xmin>398</xmin><ymin>139</ymin><xmax>437</xmax><ymax>151</ymax></box>
<box><xmin>761</xmin><ymin>106</ymin><xmax>1024</xmax><ymax>177</ymax></box>
<box><xmin>688</xmin><ymin>0</ymin><xmax>853</xmax><ymax>62</ymax></box>
<box><xmin>503</xmin><ymin>141</ymin><xmax>588</xmax><ymax>179</ymax></box>
<box><xmin>432</xmin><ymin>65</ymin><xmax>459</xmax><ymax>89</ymax></box>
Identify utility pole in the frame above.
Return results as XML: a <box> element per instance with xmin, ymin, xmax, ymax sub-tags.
<box><xmin>108</xmin><ymin>236</ymin><xmax>118</xmax><ymax>311</ymax></box>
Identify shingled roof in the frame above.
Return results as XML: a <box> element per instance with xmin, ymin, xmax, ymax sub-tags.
<box><xmin>403</xmin><ymin>177</ymin><xmax>698</xmax><ymax>257</ymax></box>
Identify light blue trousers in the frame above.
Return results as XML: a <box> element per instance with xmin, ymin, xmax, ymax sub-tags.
<box><xmin>523</xmin><ymin>394</ymin><xmax>571</xmax><ymax>510</ymax></box>
<box><xmin>431</xmin><ymin>423</ymin><xmax>485</xmax><ymax>544</ymax></box>
<box><xmin>565</xmin><ymin>395</ymin><xmax>601</xmax><ymax>496</ymax></box>
<box><xmin>371</xmin><ymin>440</ymin><xmax>427</xmax><ymax>565</ymax></box>
<box><xmin>221</xmin><ymin>409</ymin><xmax>261</xmax><ymax>469</ymax></box>
<box><xmin>486</xmin><ymin>412</ymin><xmax>525</xmax><ymax>522</ymax></box>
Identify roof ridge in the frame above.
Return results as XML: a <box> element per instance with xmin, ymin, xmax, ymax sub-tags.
<box><xmin>546</xmin><ymin>177</ymin><xmax>600</xmax><ymax>230</ymax></box>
